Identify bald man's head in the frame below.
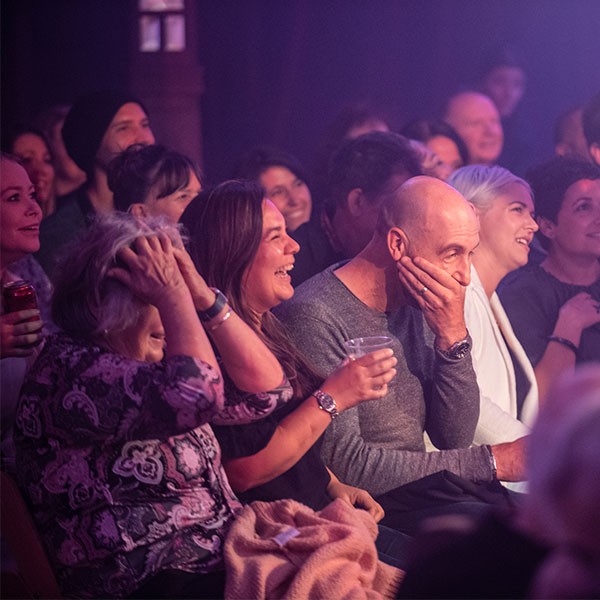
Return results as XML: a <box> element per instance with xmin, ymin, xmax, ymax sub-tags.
<box><xmin>378</xmin><ymin>176</ymin><xmax>479</xmax><ymax>286</ymax></box>
<box><xmin>444</xmin><ymin>91</ymin><xmax>503</xmax><ymax>165</ymax></box>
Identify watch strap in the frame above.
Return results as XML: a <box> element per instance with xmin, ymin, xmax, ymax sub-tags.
<box><xmin>198</xmin><ymin>288</ymin><xmax>228</xmax><ymax>322</ymax></box>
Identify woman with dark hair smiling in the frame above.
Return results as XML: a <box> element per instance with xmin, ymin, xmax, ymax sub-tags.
<box><xmin>235</xmin><ymin>147</ymin><xmax>312</xmax><ymax>232</ymax></box>
<box><xmin>402</xmin><ymin>119</ymin><xmax>469</xmax><ymax>177</ymax></box>
<box><xmin>500</xmin><ymin>156</ymin><xmax>600</xmax><ymax>398</ymax></box>
<box><xmin>108</xmin><ymin>143</ymin><xmax>201</xmax><ymax>222</ymax></box>
<box><xmin>7</xmin><ymin>127</ymin><xmax>57</xmax><ymax>218</ymax></box>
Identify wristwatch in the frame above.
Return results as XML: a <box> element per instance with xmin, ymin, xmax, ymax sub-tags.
<box><xmin>313</xmin><ymin>390</ymin><xmax>339</xmax><ymax>420</ymax></box>
<box><xmin>436</xmin><ymin>335</ymin><xmax>471</xmax><ymax>360</ymax></box>
<box><xmin>198</xmin><ymin>288</ymin><xmax>228</xmax><ymax>322</ymax></box>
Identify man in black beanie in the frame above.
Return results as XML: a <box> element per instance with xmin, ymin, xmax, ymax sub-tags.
<box><xmin>36</xmin><ymin>90</ymin><xmax>155</xmax><ymax>275</ymax></box>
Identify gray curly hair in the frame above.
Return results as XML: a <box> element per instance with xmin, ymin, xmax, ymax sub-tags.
<box><xmin>51</xmin><ymin>212</ymin><xmax>183</xmax><ymax>340</ymax></box>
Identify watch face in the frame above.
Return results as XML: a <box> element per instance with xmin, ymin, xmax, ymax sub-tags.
<box><xmin>315</xmin><ymin>390</ymin><xmax>337</xmax><ymax>415</ymax></box>
<box><xmin>320</xmin><ymin>394</ymin><xmax>335</xmax><ymax>412</ymax></box>
<box><xmin>449</xmin><ymin>341</ymin><xmax>470</xmax><ymax>359</ymax></box>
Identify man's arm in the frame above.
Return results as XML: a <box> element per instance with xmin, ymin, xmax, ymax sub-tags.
<box><xmin>278</xmin><ymin>301</ymin><xmax>493</xmax><ymax>495</ymax></box>
<box><xmin>397</xmin><ymin>256</ymin><xmax>480</xmax><ymax>448</ymax></box>
<box><xmin>321</xmin><ymin>408</ymin><xmax>494</xmax><ymax>495</ymax></box>
<box><xmin>424</xmin><ymin>347</ymin><xmax>480</xmax><ymax>449</ymax></box>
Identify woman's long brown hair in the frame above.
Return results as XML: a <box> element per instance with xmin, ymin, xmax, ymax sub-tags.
<box><xmin>183</xmin><ymin>180</ymin><xmax>322</xmax><ymax>398</ymax></box>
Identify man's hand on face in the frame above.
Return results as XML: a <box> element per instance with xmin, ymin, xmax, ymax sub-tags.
<box><xmin>397</xmin><ymin>255</ymin><xmax>468</xmax><ymax>350</ymax></box>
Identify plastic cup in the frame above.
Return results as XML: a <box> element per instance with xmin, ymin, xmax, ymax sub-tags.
<box><xmin>344</xmin><ymin>336</ymin><xmax>393</xmax><ymax>359</ymax></box>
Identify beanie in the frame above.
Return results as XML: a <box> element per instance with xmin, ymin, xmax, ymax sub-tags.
<box><xmin>62</xmin><ymin>90</ymin><xmax>147</xmax><ymax>176</ymax></box>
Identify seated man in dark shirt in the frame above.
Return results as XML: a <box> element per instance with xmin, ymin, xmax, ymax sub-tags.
<box><xmin>36</xmin><ymin>90</ymin><xmax>155</xmax><ymax>275</ymax></box>
<box><xmin>291</xmin><ymin>131</ymin><xmax>421</xmax><ymax>286</ymax></box>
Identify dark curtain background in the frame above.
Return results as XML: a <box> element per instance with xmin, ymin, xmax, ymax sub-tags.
<box><xmin>196</xmin><ymin>0</ymin><xmax>600</xmax><ymax>183</ymax></box>
<box><xmin>2</xmin><ymin>0</ymin><xmax>600</xmax><ymax>183</ymax></box>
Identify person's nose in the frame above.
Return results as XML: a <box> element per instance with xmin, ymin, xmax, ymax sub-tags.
<box><xmin>527</xmin><ymin>213</ymin><xmax>539</xmax><ymax>232</ymax></box>
<box><xmin>454</xmin><ymin>256</ymin><xmax>471</xmax><ymax>287</ymax></box>
<box><xmin>32</xmin><ymin>159</ymin><xmax>52</xmax><ymax>178</ymax></box>
<box><xmin>134</xmin><ymin>124</ymin><xmax>155</xmax><ymax>145</ymax></box>
<box><xmin>286</xmin><ymin>234</ymin><xmax>300</xmax><ymax>255</ymax></box>
<box><xmin>26</xmin><ymin>195</ymin><xmax>42</xmax><ymax>217</ymax></box>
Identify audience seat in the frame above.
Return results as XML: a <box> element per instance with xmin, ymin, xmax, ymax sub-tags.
<box><xmin>1</xmin><ymin>470</ymin><xmax>62</xmax><ymax>599</ymax></box>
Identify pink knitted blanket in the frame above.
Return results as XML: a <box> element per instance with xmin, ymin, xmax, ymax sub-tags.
<box><xmin>224</xmin><ymin>498</ymin><xmax>403</xmax><ymax>599</ymax></box>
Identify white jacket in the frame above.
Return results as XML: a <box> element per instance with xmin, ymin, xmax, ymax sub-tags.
<box><xmin>465</xmin><ymin>266</ymin><xmax>538</xmax><ymax>445</ymax></box>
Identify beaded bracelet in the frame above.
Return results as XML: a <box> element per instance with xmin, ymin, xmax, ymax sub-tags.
<box><xmin>548</xmin><ymin>336</ymin><xmax>579</xmax><ymax>357</ymax></box>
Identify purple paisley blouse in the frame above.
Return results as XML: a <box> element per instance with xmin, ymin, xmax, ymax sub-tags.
<box><xmin>13</xmin><ymin>333</ymin><xmax>292</xmax><ymax>599</ymax></box>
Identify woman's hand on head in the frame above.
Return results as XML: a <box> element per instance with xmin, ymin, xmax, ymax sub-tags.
<box><xmin>321</xmin><ymin>349</ymin><xmax>397</xmax><ymax>412</ymax></box>
<box><xmin>172</xmin><ymin>246</ymin><xmax>215</xmax><ymax>311</ymax></box>
<box><xmin>0</xmin><ymin>309</ymin><xmax>43</xmax><ymax>358</ymax></box>
<box><xmin>108</xmin><ymin>233</ymin><xmax>188</xmax><ymax>307</ymax></box>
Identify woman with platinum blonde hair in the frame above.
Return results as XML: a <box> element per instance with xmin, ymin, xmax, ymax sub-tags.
<box><xmin>13</xmin><ymin>212</ymin><xmax>290</xmax><ymax>599</ymax></box>
<box><xmin>449</xmin><ymin>164</ymin><xmax>539</xmax><ymax>446</ymax></box>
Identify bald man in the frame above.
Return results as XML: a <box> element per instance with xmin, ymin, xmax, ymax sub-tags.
<box><xmin>444</xmin><ymin>91</ymin><xmax>504</xmax><ymax>165</ymax></box>
<box><xmin>277</xmin><ymin>176</ymin><xmax>525</xmax><ymax>529</ymax></box>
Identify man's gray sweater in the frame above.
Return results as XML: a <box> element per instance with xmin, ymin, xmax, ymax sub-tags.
<box><xmin>276</xmin><ymin>264</ymin><xmax>494</xmax><ymax>496</ymax></box>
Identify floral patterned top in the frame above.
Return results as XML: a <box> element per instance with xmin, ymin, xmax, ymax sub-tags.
<box><xmin>14</xmin><ymin>333</ymin><xmax>292</xmax><ymax>599</ymax></box>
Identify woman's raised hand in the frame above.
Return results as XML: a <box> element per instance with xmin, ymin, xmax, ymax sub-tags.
<box><xmin>0</xmin><ymin>309</ymin><xmax>43</xmax><ymax>358</ymax></box>
<box><xmin>108</xmin><ymin>233</ymin><xmax>188</xmax><ymax>307</ymax></box>
<box><xmin>321</xmin><ymin>349</ymin><xmax>397</xmax><ymax>412</ymax></box>
<box><xmin>172</xmin><ymin>246</ymin><xmax>216</xmax><ymax>311</ymax></box>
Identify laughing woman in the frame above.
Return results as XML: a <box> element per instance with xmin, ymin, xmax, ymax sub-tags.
<box><xmin>449</xmin><ymin>165</ymin><xmax>539</xmax><ymax>446</ymax></box>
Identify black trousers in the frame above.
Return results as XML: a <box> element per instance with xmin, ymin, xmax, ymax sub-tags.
<box><xmin>376</xmin><ymin>470</ymin><xmax>520</xmax><ymax>536</ymax></box>
<box><xmin>129</xmin><ymin>569</ymin><xmax>226</xmax><ymax>600</ymax></box>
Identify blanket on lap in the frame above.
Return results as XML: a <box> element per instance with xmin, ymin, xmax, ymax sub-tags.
<box><xmin>224</xmin><ymin>498</ymin><xmax>403</xmax><ymax>599</ymax></box>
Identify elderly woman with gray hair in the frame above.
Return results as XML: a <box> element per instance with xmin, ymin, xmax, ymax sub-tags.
<box><xmin>448</xmin><ymin>165</ymin><xmax>539</xmax><ymax>447</ymax></box>
<box><xmin>13</xmin><ymin>213</ymin><xmax>290</xmax><ymax>599</ymax></box>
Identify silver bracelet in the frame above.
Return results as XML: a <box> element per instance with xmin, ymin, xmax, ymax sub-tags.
<box><xmin>208</xmin><ymin>307</ymin><xmax>232</xmax><ymax>332</ymax></box>
<box><xmin>485</xmin><ymin>445</ymin><xmax>497</xmax><ymax>480</ymax></box>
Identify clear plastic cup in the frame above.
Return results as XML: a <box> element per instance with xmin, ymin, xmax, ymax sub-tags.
<box><xmin>343</xmin><ymin>335</ymin><xmax>393</xmax><ymax>359</ymax></box>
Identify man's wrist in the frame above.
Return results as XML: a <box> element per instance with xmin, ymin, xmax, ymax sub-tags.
<box><xmin>435</xmin><ymin>333</ymin><xmax>471</xmax><ymax>360</ymax></box>
<box><xmin>434</xmin><ymin>327</ymin><xmax>469</xmax><ymax>352</ymax></box>
<box><xmin>485</xmin><ymin>444</ymin><xmax>498</xmax><ymax>480</ymax></box>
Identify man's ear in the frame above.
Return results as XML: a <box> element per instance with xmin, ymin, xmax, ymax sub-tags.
<box><xmin>537</xmin><ymin>215</ymin><xmax>556</xmax><ymax>240</ymax></box>
<box><xmin>128</xmin><ymin>203</ymin><xmax>148</xmax><ymax>218</ymax></box>
<box><xmin>346</xmin><ymin>188</ymin><xmax>365</xmax><ymax>217</ymax></box>
<box><xmin>555</xmin><ymin>142</ymin><xmax>568</xmax><ymax>157</ymax></box>
<box><xmin>387</xmin><ymin>227</ymin><xmax>409</xmax><ymax>261</ymax></box>
<box><xmin>590</xmin><ymin>143</ymin><xmax>600</xmax><ymax>166</ymax></box>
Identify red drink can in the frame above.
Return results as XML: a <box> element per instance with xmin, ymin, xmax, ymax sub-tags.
<box><xmin>2</xmin><ymin>280</ymin><xmax>39</xmax><ymax>321</ymax></box>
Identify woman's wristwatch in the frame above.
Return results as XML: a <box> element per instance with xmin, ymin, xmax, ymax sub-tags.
<box><xmin>197</xmin><ymin>288</ymin><xmax>228</xmax><ymax>322</ymax></box>
<box><xmin>313</xmin><ymin>390</ymin><xmax>339</xmax><ymax>420</ymax></box>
